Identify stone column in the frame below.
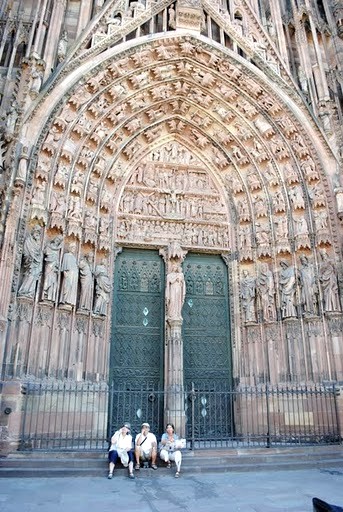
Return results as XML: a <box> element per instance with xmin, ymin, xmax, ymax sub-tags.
<box><xmin>165</xmin><ymin>319</ymin><xmax>186</xmax><ymax>436</ymax></box>
<box><xmin>269</xmin><ymin>1</ymin><xmax>289</xmax><ymax>70</ymax></box>
<box><xmin>160</xmin><ymin>242</ymin><xmax>187</xmax><ymax>437</ymax></box>
<box><xmin>76</xmin><ymin>0</ymin><xmax>93</xmax><ymax>38</ymax></box>
<box><xmin>42</xmin><ymin>0</ymin><xmax>67</xmax><ymax>79</ymax></box>
<box><xmin>304</xmin><ymin>0</ymin><xmax>330</xmax><ymax>100</ymax></box>
<box><xmin>0</xmin><ymin>185</ymin><xmax>23</xmax><ymax>374</ymax></box>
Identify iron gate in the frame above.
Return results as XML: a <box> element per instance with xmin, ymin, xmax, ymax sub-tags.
<box><xmin>18</xmin><ymin>382</ymin><xmax>341</xmax><ymax>451</ymax></box>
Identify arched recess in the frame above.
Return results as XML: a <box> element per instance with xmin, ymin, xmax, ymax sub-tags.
<box><xmin>7</xmin><ymin>32</ymin><xmax>343</xmax><ymax>386</ymax></box>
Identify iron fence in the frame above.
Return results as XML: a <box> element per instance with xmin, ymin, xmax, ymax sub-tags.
<box><xmin>18</xmin><ymin>381</ymin><xmax>341</xmax><ymax>451</ymax></box>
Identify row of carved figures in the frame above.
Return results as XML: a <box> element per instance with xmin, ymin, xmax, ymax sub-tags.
<box><xmin>240</xmin><ymin>251</ymin><xmax>342</xmax><ymax>323</ymax></box>
<box><xmin>17</xmin><ymin>226</ymin><xmax>111</xmax><ymax>316</ymax></box>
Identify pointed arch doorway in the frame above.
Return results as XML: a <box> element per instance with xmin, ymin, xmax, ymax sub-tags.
<box><xmin>109</xmin><ymin>248</ymin><xmax>233</xmax><ymax>439</ymax></box>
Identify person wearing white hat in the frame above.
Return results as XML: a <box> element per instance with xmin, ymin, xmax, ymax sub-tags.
<box><xmin>108</xmin><ymin>422</ymin><xmax>135</xmax><ymax>479</ymax></box>
<box><xmin>134</xmin><ymin>422</ymin><xmax>158</xmax><ymax>470</ymax></box>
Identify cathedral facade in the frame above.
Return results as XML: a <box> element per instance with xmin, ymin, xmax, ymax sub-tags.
<box><xmin>0</xmin><ymin>0</ymin><xmax>343</xmax><ymax>453</ymax></box>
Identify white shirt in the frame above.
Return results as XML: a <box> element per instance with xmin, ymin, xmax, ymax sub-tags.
<box><xmin>109</xmin><ymin>431</ymin><xmax>132</xmax><ymax>452</ymax></box>
<box><xmin>135</xmin><ymin>432</ymin><xmax>157</xmax><ymax>453</ymax></box>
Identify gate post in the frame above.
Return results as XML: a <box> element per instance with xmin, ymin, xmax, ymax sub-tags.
<box><xmin>0</xmin><ymin>380</ymin><xmax>24</xmax><ymax>455</ymax></box>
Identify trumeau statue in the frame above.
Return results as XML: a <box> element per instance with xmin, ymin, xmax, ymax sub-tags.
<box><xmin>42</xmin><ymin>235</ymin><xmax>63</xmax><ymax>302</ymax></box>
<box><xmin>18</xmin><ymin>225</ymin><xmax>43</xmax><ymax>299</ymax></box>
<box><xmin>59</xmin><ymin>243</ymin><xmax>79</xmax><ymax>307</ymax></box>
<box><xmin>165</xmin><ymin>263</ymin><xmax>186</xmax><ymax>322</ymax></box>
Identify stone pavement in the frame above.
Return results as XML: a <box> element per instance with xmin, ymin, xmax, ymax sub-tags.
<box><xmin>0</xmin><ymin>466</ymin><xmax>342</xmax><ymax>512</ymax></box>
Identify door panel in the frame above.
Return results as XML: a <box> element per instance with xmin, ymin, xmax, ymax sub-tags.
<box><xmin>109</xmin><ymin>249</ymin><xmax>164</xmax><ymax>433</ymax></box>
<box><xmin>182</xmin><ymin>253</ymin><xmax>232</xmax><ymax>438</ymax></box>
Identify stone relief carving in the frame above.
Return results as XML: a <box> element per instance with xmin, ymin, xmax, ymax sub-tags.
<box><xmin>264</xmin><ymin>162</ymin><xmax>279</xmax><ymax>187</ymax></box>
<box><xmin>283</xmin><ymin>162</ymin><xmax>299</xmax><ymax>185</ymax></box>
<box><xmin>238</xmin><ymin>224</ymin><xmax>252</xmax><ymax>260</ymax></box>
<box><xmin>18</xmin><ymin>225</ymin><xmax>43</xmax><ymax>299</ymax></box>
<box><xmin>289</xmin><ymin>185</ymin><xmax>305</xmax><ymax>210</ymax></box>
<box><xmin>253</xmin><ymin>195</ymin><xmax>268</xmax><ymax>217</ymax></box>
<box><xmin>293</xmin><ymin>215</ymin><xmax>310</xmax><ymax>249</ymax></box>
<box><xmin>274</xmin><ymin>216</ymin><xmax>290</xmax><ymax>253</ymax></box>
<box><xmin>31</xmin><ymin>181</ymin><xmax>48</xmax><ymax>224</ymax></box>
<box><xmin>308</xmin><ymin>183</ymin><xmax>326</xmax><ymax>208</ymax></box>
<box><xmin>314</xmin><ymin>210</ymin><xmax>331</xmax><ymax>245</ymax></box>
<box><xmin>301</xmin><ymin>155</ymin><xmax>319</xmax><ymax>182</ymax></box>
<box><xmin>50</xmin><ymin>190</ymin><xmax>67</xmax><ymax>231</ymax></box>
<box><xmin>255</xmin><ymin>221</ymin><xmax>271</xmax><ymax>257</ymax></box>
<box><xmin>272</xmin><ymin>190</ymin><xmax>286</xmax><ymax>213</ymax></box>
<box><xmin>118</xmin><ymin>142</ymin><xmax>228</xmax><ymax>249</ymax></box>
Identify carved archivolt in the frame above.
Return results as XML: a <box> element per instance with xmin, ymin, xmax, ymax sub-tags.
<box><xmin>17</xmin><ymin>35</ymin><xmax>340</xmax><ymax>349</ymax></box>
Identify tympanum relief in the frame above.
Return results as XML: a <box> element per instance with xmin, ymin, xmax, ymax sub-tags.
<box><xmin>117</xmin><ymin>142</ymin><xmax>229</xmax><ymax>249</ymax></box>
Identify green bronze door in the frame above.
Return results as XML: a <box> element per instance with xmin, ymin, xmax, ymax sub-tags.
<box><xmin>182</xmin><ymin>253</ymin><xmax>232</xmax><ymax>439</ymax></box>
<box><xmin>109</xmin><ymin>249</ymin><xmax>164</xmax><ymax>434</ymax></box>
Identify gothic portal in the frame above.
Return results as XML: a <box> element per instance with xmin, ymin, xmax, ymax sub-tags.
<box><xmin>1</xmin><ymin>0</ymin><xmax>343</xmax><ymax>452</ymax></box>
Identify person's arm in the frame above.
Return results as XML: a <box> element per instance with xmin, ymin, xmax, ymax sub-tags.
<box><xmin>126</xmin><ymin>435</ymin><xmax>133</xmax><ymax>452</ymax></box>
<box><xmin>135</xmin><ymin>433</ymin><xmax>145</xmax><ymax>446</ymax></box>
<box><xmin>160</xmin><ymin>433</ymin><xmax>168</xmax><ymax>446</ymax></box>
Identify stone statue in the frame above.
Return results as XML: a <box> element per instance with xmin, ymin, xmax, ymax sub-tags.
<box><xmin>42</xmin><ymin>235</ymin><xmax>63</xmax><ymax>302</ymax></box>
<box><xmin>79</xmin><ymin>254</ymin><xmax>94</xmax><ymax>311</ymax></box>
<box><xmin>18</xmin><ymin>225</ymin><xmax>43</xmax><ymax>299</ymax></box>
<box><xmin>279</xmin><ymin>260</ymin><xmax>297</xmax><ymax>318</ymax></box>
<box><xmin>30</xmin><ymin>65</ymin><xmax>43</xmax><ymax>94</ymax></box>
<box><xmin>298</xmin><ymin>255</ymin><xmax>318</xmax><ymax>316</ymax></box>
<box><xmin>240</xmin><ymin>269</ymin><xmax>256</xmax><ymax>323</ymax></box>
<box><xmin>256</xmin><ymin>263</ymin><xmax>276</xmax><ymax>323</ymax></box>
<box><xmin>57</xmin><ymin>30</ymin><xmax>68</xmax><ymax>63</ymax></box>
<box><xmin>5</xmin><ymin>100</ymin><xmax>19</xmax><ymax>140</ymax></box>
<box><xmin>165</xmin><ymin>263</ymin><xmax>186</xmax><ymax>321</ymax></box>
<box><xmin>318</xmin><ymin>250</ymin><xmax>341</xmax><ymax>312</ymax></box>
<box><xmin>93</xmin><ymin>260</ymin><xmax>111</xmax><ymax>316</ymax></box>
<box><xmin>16</xmin><ymin>147</ymin><xmax>29</xmax><ymax>183</ymax></box>
<box><xmin>59</xmin><ymin>242</ymin><xmax>79</xmax><ymax>307</ymax></box>
<box><xmin>168</xmin><ymin>5</ymin><xmax>176</xmax><ymax>28</ymax></box>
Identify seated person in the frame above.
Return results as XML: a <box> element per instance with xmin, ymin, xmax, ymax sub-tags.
<box><xmin>108</xmin><ymin>422</ymin><xmax>135</xmax><ymax>479</ymax></box>
<box><xmin>134</xmin><ymin>422</ymin><xmax>158</xmax><ymax>470</ymax></box>
<box><xmin>159</xmin><ymin>423</ymin><xmax>183</xmax><ymax>478</ymax></box>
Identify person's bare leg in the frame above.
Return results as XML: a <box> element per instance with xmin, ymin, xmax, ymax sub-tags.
<box><xmin>108</xmin><ymin>461</ymin><xmax>115</xmax><ymax>478</ymax></box>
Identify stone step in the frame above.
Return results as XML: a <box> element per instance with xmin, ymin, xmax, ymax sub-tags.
<box><xmin>1</xmin><ymin>446</ymin><xmax>342</xmax><ymax>478</ymax></box>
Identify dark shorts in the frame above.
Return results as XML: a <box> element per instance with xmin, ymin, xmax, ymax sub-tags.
<box><xmin>108</xmin><ymin>449</ymin><xmax>134</xmax><ymax>464</ymax></box>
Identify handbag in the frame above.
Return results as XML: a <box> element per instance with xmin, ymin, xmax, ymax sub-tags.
<box><xmin>174</xmin><ymin>438</ymin><xmax>186</xmax><ymax>449</ymax></box>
